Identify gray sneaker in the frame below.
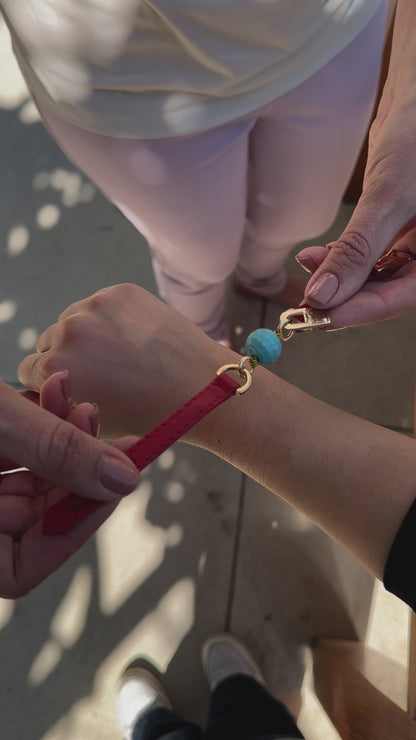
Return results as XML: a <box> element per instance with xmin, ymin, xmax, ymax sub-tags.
<box><xmin>202</xmin><ymin>633</ymin><xmax>266</xmax><ymax>691</ymax></box>
<box><xmin>115</xmin><ymin>661</ymin><xmax>172</xmax><ymax>740</ymax></box>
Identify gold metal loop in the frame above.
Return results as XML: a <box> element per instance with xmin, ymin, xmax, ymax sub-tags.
<box><xmin>276</xmin><ymin>307</ymin><xmax>330</xmax><ymax>340</ymax></box>
<box><xmin>275</xmin><ymin>318</ymin><xmax>294</xmax><ymax>342</ymax></box>
<box><xmin>370</xmin><ymin>247</ymin><xmax>414</xmax><ymax>279</ymax></box>
<box><xmin>216</xmin><ymin>362</ymin><xmax>252</xmax><ymax>395</ymax></box>
<box><xmin>239</xmin><ymin>355</ymin><xmax>257</xmax><ymax>372</ymax></box>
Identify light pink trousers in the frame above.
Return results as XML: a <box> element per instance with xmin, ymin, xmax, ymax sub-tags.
<box><xmin>37</xmin><ymin>1</ymin><xmax>388</xmax><ymax>340</ymax></box>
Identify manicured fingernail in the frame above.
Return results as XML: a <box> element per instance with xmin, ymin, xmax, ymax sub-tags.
<box><xmin>100</xmin><ymin>455</ymin><xmax>139</xmax><ymax>496</ymax></box>
<box><xmin>60</xmin><ymin>370</ymin><xmax>71</xmax><ymax>403</ymax></box>
<box><xmin>87</xmin><ymin>404</ymin><xmax>100</xmax><ymax>437</ymax></box>
<box><xmin>295</xmin><ymin>255</ymin><xmax>315</xmax><ymax>274</ymax></box>
<box><xmin>306</xmin><ymin>272</ymin><xmax>338</xmax><ymax>304</ymax></box>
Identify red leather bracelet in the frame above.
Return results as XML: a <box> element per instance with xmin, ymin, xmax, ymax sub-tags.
<box><xmin>43</xmin><ymin>369</ymin><xmax>246</xmax><ymax>535</ymax></box>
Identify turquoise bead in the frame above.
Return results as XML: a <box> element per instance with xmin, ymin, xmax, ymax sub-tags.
<box><xmin>245</xmin><ymin>328</ymin><xmax>282</xmax><ymax>365</ymax></box>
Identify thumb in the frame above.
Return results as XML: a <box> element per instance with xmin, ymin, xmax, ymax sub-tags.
<box><xmin>302</xmin><ymin>202</ymin><xmax>401</xmax><ymax>309</ymax></box>
<box><xmin>0</xmin><ymin>382</ymin><xmax>139</xmax><ymax>501</ymax></box>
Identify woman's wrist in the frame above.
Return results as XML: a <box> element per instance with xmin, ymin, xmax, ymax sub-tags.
<box><xmin>187</xmin><ymin>359</ymin><xmax>416</xmax><ymax>579</ymax></box>
<box><xmin>180</xmin><ymin>343</ymin><xmax>245</xmax><ymax>447</ymax></box>
<box><xmin>187</xmin><ymin>360</ymin><xmax>285</xmax><ymax>465</ymax></box>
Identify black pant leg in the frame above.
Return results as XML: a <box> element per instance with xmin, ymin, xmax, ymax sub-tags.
<box><xmin>204</xmin><ymin>675</ymin><xmax>304</xmax><ymax>740</ymax></box>
<box><xmin>132</xmin><ymin>706</ymin><xmax>203</xmax><ymax>740</ymax></box>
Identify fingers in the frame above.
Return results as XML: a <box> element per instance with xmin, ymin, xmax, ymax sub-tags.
<box><xmin>304</xmin><ymin>223</ymin><xmax>382</xmax><ymax>309</ymax></box>
<box><xmin>18</xmin><ymin>351</ymin><xmax>49</xmax><ymax>392</ymax></box>
<box><xmin>39</xmin><ymin>370</ymin><xmax>72</xmax><ymax>418</ymax></box>
<box><xmin>0</xmin><ymin>470</ymin><xmax>40</xmax><ymax>497</ymax></box>
<box><xmin>35</xmin><ymin>322</ymin><xmax>58</xmax><ymax>353</ymax></box>
<box><xmin>27</xmin><ymin>318</ymin><xmax>75</xmax><ymax>384</ymax></box>
<box><xmin>301</xmin><ymin>161</ymin><xmax>416</xmax><ymax>309</ymax></box>
<box><xmin>0</xmin><ymin>379</ymin><xmax>140</xmax><ymax>502</ymax></box>
<box><xmin>296</xmin><ymin>246</ymin><xmax>328</xmax><ymax>275</ymax></box>
<box><xmin>0</xmin><ymin>469</ymin><xmax>54</xmax><ymax>539</ymax></box>
<box><xmin>389</xmin><ymin>221</ymin><xmax>416</xmax><ymax>257</ymax></box>
<box><xmin>19</xmin><ymin>390</ymin><xmax>40</xmax><ymax>405</ymax></box>
<box><xmin>18</xmin><ymin>345</ymin><xmax>67</xmax><ymax>393</ymax></box>
<box><xmin>19</xmin><ymin>311</ymin><xmax>98</xmax><ymax>392</ymax></box>
<box><xmin>297</xmin><ymin>235</ymin><xmax>416</xmax><ymax>328</ymax></box>
<box><xmin>0</xmin><ymin>456</ymin><xmax>20</xmax><ymax>472</ymax></box>
<box><xmin>297</xmin><ymin>208</ymin><xmax>416</xmax><ymax>328</ymax></box>
<box><xmin>326</xmin><ymin>263</ymin><xmax>416</xmax><ymax>329</ymax></box>
<box><xmin>111</xmin><ymin>435</ymin><xmax>140</xmax><ymax>452</ymax></box>
<box><xmin>30</xmin><ymin>409</ymin><xmax>139</xmax><ymax>498</ymax></box>
<box><xmin>0</xmin><ymin>495</ymin><xmax>38</xmax><ymax>537</ymax></box>
<box><xmin>40</xmin><ymin>371</ymin><xmax>100</xmax><ymax>436</ymax></box>
<box><xmin>66</xmin><ymin>402</ymin><xmax>100</xmax><ymax>436</ymax></box>
<box><xmin>58</xmin><ymin>299</ymin><xmax>86</xmax><ymax>322</ymax></box>
<box><xmin>0</xmin><ymin>499</ymin><xmax>117</xmax><ymax>598</ymax></box>
<box><xmin>58</xmin><ymin>286</ymin><xmax>113</xmax><ymax>321</ymax></box>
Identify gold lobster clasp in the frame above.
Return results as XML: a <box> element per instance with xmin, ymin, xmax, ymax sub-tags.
<box><xmin>276</xmin><ymin>306</ymin><xmax>331</xmax><ymax>342</ymax></box>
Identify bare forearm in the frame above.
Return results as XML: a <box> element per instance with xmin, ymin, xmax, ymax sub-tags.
<box><xmin>194</xmin><ymin>362</ymin><xmax>416</xmax><ymax>580</ymax></box>
<box><xmin>378</xmin><ymin>0</ymin><xmax>416</xmax><ymax>110</ymax></box>
<box><xmin>17</xmin><ymin>283</ymin><xmax>416</xmax><ymax>581</ymax></box>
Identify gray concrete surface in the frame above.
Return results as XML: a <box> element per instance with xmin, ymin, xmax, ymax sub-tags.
<box><xmin>0</xmin><ymin>19</ymin><xmax>413</xmax><ymax>740</ymax></box>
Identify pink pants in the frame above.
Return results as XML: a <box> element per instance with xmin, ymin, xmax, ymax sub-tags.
<box><xmin>37</xmin><ymin>1</ymin><xmax>388</xmax><ymax>341</ymax></box>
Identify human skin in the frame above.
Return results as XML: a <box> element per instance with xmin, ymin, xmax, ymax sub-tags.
<box><xmin>297</xmin><ymin>0</ymin><xmax>416</xmax><ymax>329</ymax></box>
<box><xmin>18</xmin><ymin>284</ymin><xmax>416</xmax><ymax>581</ymax></box>
<box><xmin>0</xmin><ymin>371</ymin><xmax>139</xmax><ymax>597</ymax></box>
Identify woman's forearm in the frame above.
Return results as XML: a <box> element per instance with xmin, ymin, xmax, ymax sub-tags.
<box><xmin>384</xmin><ymin>0</ymin><xmax>416</xmax><ymax>105</ymax></box>
<box><xmin>193</xmin><ymin>363</ymin><xmax>416</xmax><ymax>580</ymax></box>
<box><xmin>17</xmin><ymin>283</ymin><xmax>416</xmax><ymax>581</ymax></box>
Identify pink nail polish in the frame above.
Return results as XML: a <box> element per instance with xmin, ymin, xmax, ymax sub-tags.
<box><xmin>60</xmin><ymin>370</ymin><xmax>71</xmax><ymax>403</ymax></box>
<box><xmin>306</xmin><ymin>273</ymin><xmax>338</xmax><ymax>305</ymax></box>
<box><xmin>88</xmin><ymin>403</ymin><xmax>100</xmax><ymax>437</ymax></box>
<box><xmin>100</xmin><ymin>455</ymin><xmax>139</xmax><ymax>495</ymax></box>
<box><xmin>295</xmin><ymin>255</ymin><xmax>315</xmax><ymax>274</ymax></box>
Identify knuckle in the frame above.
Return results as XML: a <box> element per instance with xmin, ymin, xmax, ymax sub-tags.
<box><xmin>58</xmin><ymin>299</ymin><xmax>84</xmax><ymax>322</ymax></box>
<box><xmin>88</xmin><ymin>293</ymin><xmax>107</xmax><ymax>311</ymax></box>
<box><xmin>87</xmin><ymin>283</ymin><xmax>137</xmax><ymax>314</ymax></box>
<box><xmin>89</xmin><ymin>287</ymin><xmax>119</xmax><ymax>311</ymax></box>
<box><xmin>35</xmin><ymin>418</ymin><xmax>83</xmax><ymax>479</ymax></box>
<box><xmin>61</xmin><ymin>313</ymin><xmax>94</xmax><ymax>343</ymax></box>
<box><xmin>110</xmin><ymin>283</ymin><xmax>138</xmax><ymax>303</ymax></box>
<box><xmin>42</xmin><ymin>353</ymin><xmax>64</xmax><ymax>378</ymax></box>
<box><xmin>119</xmin><ymin>282</ymin><xmax>138</xmax><ymax>296</ymax></box>
<box><xmin>327</xmin><ymin>231</ymin><xmax>372</xmax><ymax>270</ymax></box>
<box><xmin>18</xmin><ymin>354</ymin><xmax>48</xmax><ymax>390</ymax></box>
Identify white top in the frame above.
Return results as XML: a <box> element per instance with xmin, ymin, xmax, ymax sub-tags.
<box><xmin>1</xmin><ymin>0</ymin><xmax>384</xmax><ymax>138</ymax></box>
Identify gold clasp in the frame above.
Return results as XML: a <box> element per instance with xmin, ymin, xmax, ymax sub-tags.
<box><xmin>369</xmin><ymin>247</ymin><xmax>413</xmax><ymax>280</ymax></box>
<box><xmin>216</xmin><ymin>356</ymin><xmax>253</xmax><ymax>395</ymax></box>
<box><xmin>276</xmin><ymin>307</ymin><xmax>331</xmax><ymax>341</ymax></box>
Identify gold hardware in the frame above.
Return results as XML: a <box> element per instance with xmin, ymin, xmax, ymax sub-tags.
<box><xmin>277</xmin><ymin>307</ymin><xmax>331</xmax><ymax>341</ymax></box>
<box><xmin>369</xmin><ymin>247</ymin><xmax>413</xmax><ymax>280</ymax></box>
<box><xmin>216</xmin><ymin>360</ymin><xmax>252</xmax><ymax>395</ymax></box>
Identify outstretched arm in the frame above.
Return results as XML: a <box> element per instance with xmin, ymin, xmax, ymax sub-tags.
<box><xmin>298</xmin><ymin>0</ymin><xmax>416</xmax><ymax>329</ymax></box>
<box><xmin>197</xmin><ymin>361</ymin><xmax>416</xmax><ymax>580</ymax></box>
<box><xmin>18</xmin><ymin>284</ymin><xmax>416</xmax><ymax>581</ymax></box>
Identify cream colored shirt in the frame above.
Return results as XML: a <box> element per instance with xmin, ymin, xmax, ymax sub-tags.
<box><xmin>1</xmin><ymin>0</ymin><xmax>384</xmax><ymax>138</ymax></box>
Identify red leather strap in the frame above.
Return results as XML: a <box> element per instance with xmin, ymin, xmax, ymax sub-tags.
<box><xmin>125</xmin><ymin>373</ymin><xmax>239</xmax><ymax>469</ymax></box>
<box><xmin>43</xmin><ymin>373</ymin><xmax>239</xmax><ymax>535</ymax></box>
